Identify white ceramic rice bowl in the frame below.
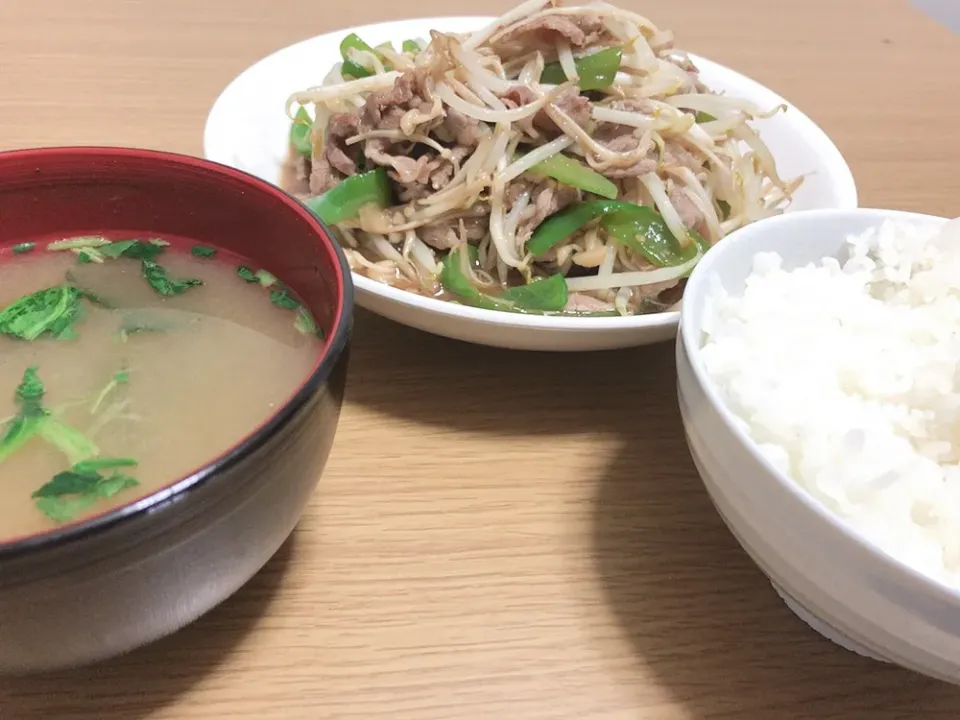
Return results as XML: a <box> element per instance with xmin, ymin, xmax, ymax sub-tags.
<box><xmin>677</xmin><ymin>207</ymin><xmax>960</xmax><ymax>684</ymax></box>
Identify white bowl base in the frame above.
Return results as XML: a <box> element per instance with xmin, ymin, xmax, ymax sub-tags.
<box><xmin>772</xmin><ymin>582</ymin><xmax>890</xmax><ymax>663</ymax></box>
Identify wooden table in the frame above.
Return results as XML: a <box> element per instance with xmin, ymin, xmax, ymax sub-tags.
<box><xmin>1</xmin><ymin>0</ymin><xmax>959</xmax><ymax>717</ymax></box>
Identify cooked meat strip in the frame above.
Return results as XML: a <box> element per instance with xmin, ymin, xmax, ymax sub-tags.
<box><xmin>493</xmin><ymin>14</ymin><xmax>605</xmax><ymax>53</ymax></box>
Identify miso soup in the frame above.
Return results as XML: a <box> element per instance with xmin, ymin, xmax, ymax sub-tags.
<box><xmin>0</xmin><ymin>235</ymin><xmax>324</xmax><ymax>539</ymax></box>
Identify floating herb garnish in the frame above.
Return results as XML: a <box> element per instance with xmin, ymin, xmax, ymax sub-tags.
<box><xmin>0</xmin><ymin>286</ymin><xmax>88</xmax><ymax>341</ymax></box>
<box><xmin>0</xmin><ymin>367</ymin><xmax>101</xmax><ymax>466</ymax></box>
<box><xmin>32</xmin><ymin>458</ymin><xmax>139</xmax><ymax>523</ymax></box>
<box><xmin>100</xmin><ymin>239</ymin><xmax>165</xmax><ymax>261</ymax></box>
<box><xmin>0</xmin><ymin>367</ymin><xmax>50</xmax><ymax>463</ymax></box>
<box><xmin>269</xmin><ymin>288</ymin><xmax>300</xmax><ymax>310</ymax></box>
<box><xmin>234</xmin><ymin>266</ymin><xmax>319</xmax><ymax>335</ymax></box>
<box><xmin>190</xmin><ymin>245</ymin><xmax>217</xmax><ymax>259</ymax></box>
<box><xmin>12</xmin><ymin>243</ymin><xmax>35</xmax><ymax>255</ymax></box>
<box><xmin>0</xmin><ymin>367</ymin><xmax>139</xmax><ymax>522</ymax></box>
<box><xmin>141</xmin><ymin>260</ymin><xmax>202</xmax><ymax>297</ymax></box>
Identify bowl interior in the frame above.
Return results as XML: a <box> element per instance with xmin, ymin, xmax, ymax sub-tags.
<box><xmin>0</xmin><ymin>147</ymin><xmax>348</xmax><ymax>336</ymax></box>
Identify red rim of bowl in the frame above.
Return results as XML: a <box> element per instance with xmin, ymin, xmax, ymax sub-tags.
<box><xmin>0</xmin><ymin>146</ymin><xmax>354</xmax><ymax>560</ymax></box>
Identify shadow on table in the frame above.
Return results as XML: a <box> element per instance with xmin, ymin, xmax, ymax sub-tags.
<box><xmin>348</xmin><ymin>308</ymin><xmax>960</xmax><ymax>714</ymax></box>
<box><xmin>591</xmin><ymin>391</ymin><xmax>960</xmax><ymax>718</ymax></box>
<box><xmin>345</xmin><ymin>308</ymin><xmax>653</xmax><ymax>436</ymax></box>
<box><xmin>0</xmin><ymin>532</ymin><xmax>298</xmax><ymax>720</ymax></box>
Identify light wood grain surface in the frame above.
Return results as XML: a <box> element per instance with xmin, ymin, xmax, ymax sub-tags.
<box><xmin>1</xmin><ymin>0</ymin><xmax>959</xmax><ymax>717</ymax></box>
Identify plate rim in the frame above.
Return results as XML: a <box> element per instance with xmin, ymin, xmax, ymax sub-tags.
<box><xmin>203</xmin><ymin>14</ymin><xmax>859</xmax><ymax>333</ymax></box>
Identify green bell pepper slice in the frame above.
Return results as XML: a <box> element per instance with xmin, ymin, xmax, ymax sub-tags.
<box><xmin>289</xmin><ymin>107</ymin><xmax>313</xmax><ymax>156</ymax></box>
<box><xmin>441</xmin><ymin>247</ymin><xmax>568</xmax><ymax>313</ymax></box>
<box><xmin>500</xmin><ymin>273</ymin><xmax>568</xmax><ymax>311</ymax></box>
<box><xmin>304</xmin><ymin>168</ymin><xmax>393</xmax><ymax>225</ymax></box>
<box><xmin>540</xmin><ymin>47</ymin><xmax>623</xmax><ymax>91</ymax></box>
<box><xmin>603</xmin><ymin>207</ymin><xmax>709</xmax><ymax>267</ymax></box>
<box><xmin>526</xmin><ymin>203</ymin><xmax>601</xmax><ymax>258</ymax></box>
<box><xmin>526</xmin><ymin>200</ymin><xmax>706</xmax><ymax>267</ymax></box>
<box><xmin>528</xmin><ymin>153</ymin><xmax>618</xmax><ymax>199</ymax></box>
<box><xmin>340</xmin><ymin>33</ymin><xmax>392</xmax><ymax>79</ymax></box>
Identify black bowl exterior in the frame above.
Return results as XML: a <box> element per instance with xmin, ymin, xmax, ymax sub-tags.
<box><xmin>0</xmin><ymin>341</ymin><xmax>348</xmax><ymax>672</ymax></box>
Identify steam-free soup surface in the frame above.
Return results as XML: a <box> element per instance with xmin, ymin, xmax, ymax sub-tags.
<box><xmin>0</xmin><ymin>247</ymin><xmax>321</xmax><ymax>538</ymax></box>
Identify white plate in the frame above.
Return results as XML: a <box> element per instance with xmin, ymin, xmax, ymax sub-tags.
<box><xmin>204</xmin><ymin>16</ymin><xmax>858</xmax><ymax>351</ymax></box>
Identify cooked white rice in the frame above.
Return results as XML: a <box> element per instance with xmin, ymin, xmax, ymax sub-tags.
<box><xmin>700</xmin><ymin>217</ymin><xmax>960</xmax><ymax>587</ymax></box>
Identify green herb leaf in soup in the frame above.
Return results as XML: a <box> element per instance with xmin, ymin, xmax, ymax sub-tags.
<box><xmin>32</xmin><ymin>459</ymin><xmax>139</xmax><ymax>523</ymax></box>
<box><xmin>12</xmin><ymin>243</ymin><xmax>35</xmax><ymax>255</ymax></box>
<box><xmin>0</xmin><ymin>411</ymin><xmax>46</xmax><ymax>464</ymax></box>
<box><xmin>0</xmin><ymin>286</ymin><xmax>88</xmax><ymax>341</ymax></box>
<box><xmin>235</xmin><ymin>266</ymin><xmax>279</xmax><ymax>288</ymax></box>
<box><xmin>99</xmin><ymin>240</ymin><xmax>140</xmax><ymax>259</ymax></box>
<box><xmin>190</xmin><ymin>245</ymin><xmax>218</xmax><ymax>259</ymax></box>
<box><xmin>141</xmin><ymin>260</ymin><xmax>203</xmax><ymax>297</ymax></box>
<box><xmin>16</xmin><ymin>366</ymin><xmax>46</xmax><ymax>410</ymax></box>
<box><xmin>72</xmin><ymin>457</ymin><xmax>137</xmax><ymax>474</ymax></box>
<box><xmin>269</xmin><ymin>289</ymin><xmax>300</xmax><ymax>310</ymax></box>
<box><xmin>0</xmin><ymin>367</ymin><xmax>50</xmax><ymax>464</ymax></box>
<box><xmin>32</xmin><ymin>468</ymin><xmax>101</xmax><ymax>498</ymax></box>
<box><xmin>237</xmin><ymin>265</ymin><xmax>259</xmax><ymax>283</ymax></box>
<box><xmin>0</xmin><ymin>366</ymin><xmax>114</xmax><ymax>468</ymax></box>
<box><xmin>100</xmin><ymin>239</ymin><xmax>165</xmax><ymax>261</ymax></box>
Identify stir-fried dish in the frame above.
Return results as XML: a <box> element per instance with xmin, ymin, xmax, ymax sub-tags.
<box><xmin>284</xmin><ymin>0</ymin><xmax>802</xmax><ymax>316</ymax></box>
